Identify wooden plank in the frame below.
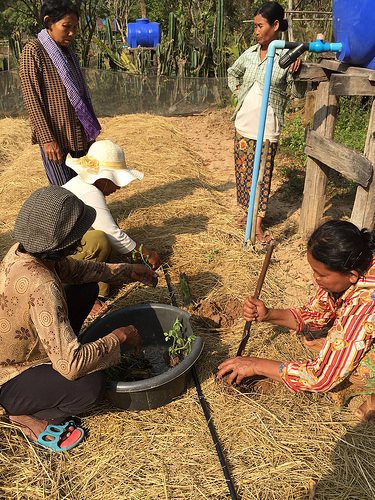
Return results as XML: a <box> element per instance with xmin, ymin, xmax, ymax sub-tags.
<box><xmin>294</xmin><ymin>62</ymin><xmax>328</xmax><ymax>82</ymax></box>
<box><xmin>351</xmin><ymin>99</ymin><xmax>375</xmax><ymax>229</ymax></box>
<box><xmin>319</xmin><ymin>58</ymin><xmax>375</xmax><ymax>78</ymax></box>
<box><xmin>304</xmin><ymin>129</ymin><xmax>372</xmax><ymax>187</ymax></box>
<box><xmin>299</xmin><ymin>82</ymin><xmax>337</xmax><ymax>235</ymax></box>
<box><xmin>330</xmin><ymin>74</ymin><xmax>375</xmax><ymax>96</ymax></box>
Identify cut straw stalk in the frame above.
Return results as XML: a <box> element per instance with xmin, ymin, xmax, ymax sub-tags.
<box><xmin>0</xmin><ymin>112</ymin><xmax>373</xmax><ymax>499</ymax></box>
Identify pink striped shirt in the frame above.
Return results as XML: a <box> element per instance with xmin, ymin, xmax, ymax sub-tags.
<box><xmin>280</xmin><ymin>257</ymin><xmax>375</xmax><ymax>393</ymax></box>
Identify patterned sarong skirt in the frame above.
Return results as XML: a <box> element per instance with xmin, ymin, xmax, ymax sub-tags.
<box><xmin>234</xmin><ymin>132</ymin><xmax>278</xmax><ymax>217</ymax></box>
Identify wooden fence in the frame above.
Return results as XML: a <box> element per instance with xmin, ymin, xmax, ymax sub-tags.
<box><xmin>295</xmin><ymin>59</ymin><xmax>375</xmax><ymax>234</ymax></box>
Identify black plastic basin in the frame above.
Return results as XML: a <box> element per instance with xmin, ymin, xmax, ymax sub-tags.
<box><xmin>81</xmin><ymin>303</ymin><xmax>203</xmax><ymax>410</ymax></box>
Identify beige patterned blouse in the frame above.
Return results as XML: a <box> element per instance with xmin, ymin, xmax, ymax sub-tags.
<box><xmin>0</xmin><ymin>244</ymin><xmax>137</xmax><ymax>386</ymax></box>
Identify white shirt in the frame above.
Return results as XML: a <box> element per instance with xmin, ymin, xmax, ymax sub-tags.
<box><xmin>63</xmin><ymin>176</ymin><xmax>136</xmax><ymax>254</ymax></box>
<box><xmin>234</xmin><ymin>81</ymin><xmax>280</xmax><ymax>143</ymax></box>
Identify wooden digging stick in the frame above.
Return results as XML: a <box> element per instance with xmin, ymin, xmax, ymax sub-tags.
<box><xmin>236</xmin><ymin>241</ymin><xmax>275</xmax><ymax>356</ymax></box>
<box><xmin>250</xmin><ymin>139</ymin><xmax>270</xmax><ymax>245</ymax></box>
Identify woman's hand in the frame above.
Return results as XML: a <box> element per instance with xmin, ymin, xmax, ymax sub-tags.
<box><xmin>43</xmin><ymin>140</ymin><xmax>63</xmax><ymax>164</ymax></box>
<box><xmin>243</xmin><ymin>296</ymin><xmax>269</xmax><ymax>322</ymax></box>
<box><xmin>217</xmin><ymin>357</ymin><xmax>283</xmax><ymax>385</ymax></box>
<box><xmin>130</xmin><ymin>264</ymin><xmax>158</xmax><ymax>287</ymax></box>
<box><xmin>289</xmin><ymin>57</ymin><xmax>301</xmax><ymax>73</ymax></box>
<box><xmin>142</xmin><ymin>247</ymin><xmax>161</xmax><ymax>270</ymax></box>
<box><xmin>217</xmin><ymin>356</ymin><xmax>258</xmax><ymax>385</ymax></box>
<box><xmin>112</xmin><ymin>325</ymin><xmax>142</xmax><ymax>354</ymax></box>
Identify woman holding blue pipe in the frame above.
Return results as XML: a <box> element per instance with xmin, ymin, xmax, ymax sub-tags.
<box><xmin>228</xmin><ymin>1</ymin><xmax>304</xmax><ymax>243</ymax></box>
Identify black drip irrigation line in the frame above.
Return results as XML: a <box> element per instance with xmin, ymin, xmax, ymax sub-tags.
<box><xmin>162</xmin><ymin>264</ymin><xmax>238</xmax><ymax>500</ymax></box>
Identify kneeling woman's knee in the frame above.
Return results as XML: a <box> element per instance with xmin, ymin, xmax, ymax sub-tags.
<box><xmin>80</xmin><ymin>230</ymin><xmax>112</xmax><ymax>261</ymax></box>
<box><xmin>93</xmin><ymin>230</ymin><xmax>112</xmax><ymax>260</ymax></box>
<box><xmin>78</xmin><ymin>371</ymin><xmax>106</xmax><ymax>410</ymax></box>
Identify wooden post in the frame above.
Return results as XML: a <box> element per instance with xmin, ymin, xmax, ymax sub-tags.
<box><xmin>351</xmin><ymin>99</ymin><xmax>375</xmax><ymax>229</ymax></box>
<box><xmin>140</xmin><ymin>0</ymin><xmax>146</xmax><ymax>19</ymax></box>
<box><xmin>299</xmin><ymin>82</ymin><xmax>338</xmax><ymax>235</ymax></box>
<box><xmin>287</xmin><ymin>0</ymin><xmax>294</xmax><ymax>42</ymax></box>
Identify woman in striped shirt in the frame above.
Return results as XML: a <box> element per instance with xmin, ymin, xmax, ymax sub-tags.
<box><xmin>217</xmin><ymin>220</ymin><xmax>375</xmax><ymax>424</ymax></box>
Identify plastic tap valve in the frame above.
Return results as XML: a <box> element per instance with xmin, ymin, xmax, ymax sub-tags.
<box><xmin>309</xmin><ymin>38</ymin><xmax>342</xmax><ymax>53</ymax></box>
<box><xmin>279</xmin><ymin>43</ymin><xmax>308</xmax><ymax>69</ymax></box>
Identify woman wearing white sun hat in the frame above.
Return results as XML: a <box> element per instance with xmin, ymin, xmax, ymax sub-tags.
<box><xmin>63</xmin><ymin>140</ymin><xmax>161</xmax><ymax>301</ymax></box>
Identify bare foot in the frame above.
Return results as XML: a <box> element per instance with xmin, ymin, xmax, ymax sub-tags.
<box><xmin>355</xmin><ymin>394</ymin><xmax>375</xmax><ymax>424</ymax></box>
<box><xmin>236</xmin><ymin>216</ymin><xmax>247</xmax><ymax>227</ymax></box>
<box><xmin>256</xmin><ymin>231</ymin><xmax>272</xmax><ymax>244</ymax></box>
<box><xmin>303</xmin><ymin>336</ymin><xmax>326</xmax><ymax>352</ymax></box>
<box><xmin>89</xmin><ymin>298</ymin><xmax>108</xmax><ymax>316</ymax></box>
<box><xmin>255</xmin><ymin>216</ymin><xmax>272</xmax><ymax>244</ymax></box>
<box><xmin>9</xmin><ymin>415</ymin><xmax>75</xmax><ymax>443</ymax></box>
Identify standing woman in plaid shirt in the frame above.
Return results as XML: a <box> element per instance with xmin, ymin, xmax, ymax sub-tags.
<box><xmin>228</xmin><ymin>1</ymin><xmax>304</xmax><ymax>243</ymax></box>
<box><xmin>19</xmin><ymin>0</ymin><xmax>101</xmax><ymax>186</ymax></box>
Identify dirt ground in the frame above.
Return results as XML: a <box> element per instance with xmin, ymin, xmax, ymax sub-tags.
<box><xmin>167</xmin><ymin>110</ymin><xmax>313</xmax><ymax>305</ymax></box>
<box><xmin>1</xmin><ymin>109</ymin><xmax>374</xmax><ymax>500</ymax></box>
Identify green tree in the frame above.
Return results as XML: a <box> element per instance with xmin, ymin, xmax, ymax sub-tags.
<box><xmin>75</xmin><ymin>0</ymin><xmax>109</xmax><ymax>65</ymax></box>
<box><xmin>106</xmin><ymin>0</ymin><xmax>138</xmax><ymax>44</ymax></box>
<box><xmin>1</xmin><ymin>0</ymin><xmax>108</xmax><ymax>66</ymax></box>
<box><xmin>1</xmin><ymin>0</ymin><xmax>42</xmax><ymax>39</ymax></box>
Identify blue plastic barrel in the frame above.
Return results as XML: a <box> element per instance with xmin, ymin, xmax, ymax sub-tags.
<box><xmin>127</xmin><ymin>18</ymin><xmax>160</xmax><ymax>49</ymax></box>
<box><xmin>332</xmin><ymin>0</ymin><xmax>375</xmax><ymax>69</ymax></box>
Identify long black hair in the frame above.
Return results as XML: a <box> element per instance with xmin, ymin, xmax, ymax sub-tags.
<box><xmin>41</xmin><ymin>0</ymin><xmax>80</xmax><ymax>28</ymax></box>
<box><xmin>255</xmin><ymin>2</ymin><xmax>288</xmax><ymax>32</ymax></box>
<box><xmin>307</xmin><ymin>220</ymin><xmax>375</xmax><ymax>276</ymax></box>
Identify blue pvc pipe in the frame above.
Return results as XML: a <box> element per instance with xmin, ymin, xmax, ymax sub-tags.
<box><xmin>308</xmin><ymin>39</ymin><xmax>342</xmax><ymax>54</ymax></box>
<box><xmin>243</xmin><ymin>39</ymin><xmax>342</xmax><ymax>248</ymax></box>
<box><xmin>244</xmin><ymin>40</ymin><xmax>285</xmax><ymax>248</ymax></box>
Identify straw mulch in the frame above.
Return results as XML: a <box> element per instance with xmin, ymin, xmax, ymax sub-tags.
<box><xmin>1</xmin><ymin>111</ymin><xmax>375</xmax><ymax>500</ymax></box>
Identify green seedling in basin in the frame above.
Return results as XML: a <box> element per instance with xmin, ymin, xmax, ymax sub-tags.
<box><xmin>164</xmin><ymin>318</ymin><xmax>196</xmax><ymax>359</ymax></box>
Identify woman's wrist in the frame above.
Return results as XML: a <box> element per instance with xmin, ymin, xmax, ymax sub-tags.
<box><xmin>253</xmin><ymin>357</ymin><xmax>283</xmax><ymax>381</ymax></box>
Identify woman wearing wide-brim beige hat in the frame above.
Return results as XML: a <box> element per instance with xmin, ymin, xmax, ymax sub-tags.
<box><xmin>64</xmin><ymin>140</ymin><xmax>161</xmax><ymax>307</ymax></box>
<box><xmin>66</xmin><ymin>139</ymin><xmax>144</xmax><ymax>187</ymax></box>
<box><xmin>0</xmin><ymin>185</ymin><xmax>158</xmax><ymax>452</ymax></box>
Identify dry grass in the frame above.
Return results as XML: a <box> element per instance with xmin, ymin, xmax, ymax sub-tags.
<box><xmin>1</xmin><ymin>111</ymin><xmax>375</xmax><ymax>500</ymax></box>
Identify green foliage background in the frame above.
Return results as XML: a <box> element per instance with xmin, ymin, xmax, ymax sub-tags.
<box><xmin>0</xmin><ymin>0</ymin><xmax>333</xmax><ymax>72</ymax></box>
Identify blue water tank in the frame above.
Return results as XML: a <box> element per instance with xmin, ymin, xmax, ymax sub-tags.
<box><xmin>333</xmin><ymin>0</ymin><xmax>375</xmax><ymax>69</ymax></box>
<box><xmin>127</xmin><ymin>18</ymin><xmax>160</xmax><ymax>49</ymax></box>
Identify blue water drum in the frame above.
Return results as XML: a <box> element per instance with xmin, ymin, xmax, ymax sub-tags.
<box><xmin>333</xmin><ymin>0</ymin><xmax>375</xmax><ymax>69</ymax></box>
<box><xmin>127</xmin><ymin>18</ymin><xmax>160</xmax><ymax>48</ymax></box>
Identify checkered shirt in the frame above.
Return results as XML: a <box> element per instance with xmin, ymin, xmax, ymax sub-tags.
<box><xmin>228</xmin><ymin>44</ymin><xmax>305</xmax><ymax>127</ymax></box>
<box><xmin>19</xmin><ymin>39</ymin><xmax>89</xmax><ymax>151</ymax></box>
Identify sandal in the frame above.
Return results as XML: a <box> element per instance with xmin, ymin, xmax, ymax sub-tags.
<box><xmin>35</xmin><ymin>420</ymin><xmax>84</xmax><ymax>452</ymax></box>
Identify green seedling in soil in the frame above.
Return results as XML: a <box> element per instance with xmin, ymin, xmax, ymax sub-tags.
<box><xmin>205</xmin><ymin>249</ymin><xmax>219</xmax><ymax>263</ymax></box>
<box><xmin>164</xmin><ymin>318</ymin><xmax>196</xmax><ymax>367</ymax></box>
<box><xmin>105</xmin><ymin>353</ymin><xmax>152</xmax><ymax>382</ymax></box>
<box><xmin>131</xmin><ymin>244</ymin><xmax>150</xmax><ymax>268</ymax></box>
